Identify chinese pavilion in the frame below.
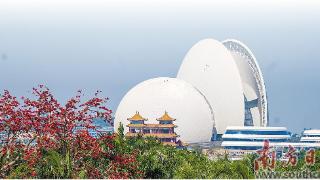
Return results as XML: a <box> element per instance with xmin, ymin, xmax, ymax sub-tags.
<box><xmin>125</xmin><ymin>111</ymin><xmax>180</xmax><ymax>146</ymax></box>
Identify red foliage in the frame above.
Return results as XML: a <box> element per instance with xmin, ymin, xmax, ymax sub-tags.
<box><xmin>106</xmin><ymin>153</ymin><xmax>143</xmax><ymax>179</ymax></box>
<box><xmin>73</xmin><ymin>130</ymin><xmax>104</xmax><ymax>160</ymax></box>
<box><xmin>0</xmin><ymin>85</ymin><xmax>141</xmax><ymax>178</ymax></box>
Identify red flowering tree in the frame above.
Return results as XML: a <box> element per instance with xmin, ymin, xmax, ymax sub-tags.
<box><xmin>0</xmin><ymin>85</ymin><xmax>142</xmax><ymax>178</ymax></box>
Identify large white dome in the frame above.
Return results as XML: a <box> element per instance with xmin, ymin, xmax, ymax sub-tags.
<box><xmin>177</xmin><ymin>39</ymin><xmax>245</xmax><ymax>134</ymax></box>
<box><xmin>114</xmin><ymin>77</ymin><xmax>214</xmax><ymax>143</ymax></box>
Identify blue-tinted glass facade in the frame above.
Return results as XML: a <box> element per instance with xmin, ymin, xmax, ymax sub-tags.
<box><xmin>225</xmin><ymin>146</ymin><xmax>263</xmax><ymax>150</ymax></box>
<box><xmin>302</xmin><ymin>135</ymin><xmax>320</xmax><ymax>137</ymax></box>
<box><xmin>225</xmin><ymin>130</ymin><xmax>290</xmax><ymax>135</ymax></box>
<box><xmin>222</xmin><ymin>128</ymin><xmax>293</xmax><ymax>151</ymax></box>
<box><xmin>223</xmin><ymin>138</ymin><xmax>288</xmax><ymax>142</ymax></box>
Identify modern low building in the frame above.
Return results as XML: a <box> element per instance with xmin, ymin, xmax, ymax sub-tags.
<box><xmin>125</xmin><ymin>111</ymin><xmax>181</xmax><ymax>146</ymax></box>
<box><xmin>300</xmin><ymin>129</ymin><xmax>320</xmax><ymax>143</ymax></box>
<box><xmin>222</xmin><ymin>126</ymin><xmax>291</xmax><ymax>151</ymax></box>
<box><xmin>222</xmin><ymin>126</ymin><xmax>320</xmax><ymax>160</ymax></box>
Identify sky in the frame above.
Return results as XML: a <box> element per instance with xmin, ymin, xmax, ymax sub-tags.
<box><xmin>0</xmin><ymin>0</ymin><xmax>319</xmax><ymax>133</ymax></box>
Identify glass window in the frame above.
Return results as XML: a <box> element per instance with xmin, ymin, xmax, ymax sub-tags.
<box><xmin>225</xmin><ymin>130</ymin><xmax>290</xmax><ymax>135</ymax></box>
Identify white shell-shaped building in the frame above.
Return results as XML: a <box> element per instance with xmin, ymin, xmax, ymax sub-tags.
<box><xmin>114</xmin><ymin>77</ymin><xmax>214</xmax><ymax>143</ymax></box>
<box><xmin>177</xmin><ymin>38</ymin><xmax>268</xmax><ymax>136</ymax></box>
<box><xmin>115</xmin><ymin>38</ymin><xmax>268</xmax><ymax>142</ymax></box>
<box><xmin>177</xmin><ymin>39</ymin><xmax>245</xmax><ymax>135</ymax></box>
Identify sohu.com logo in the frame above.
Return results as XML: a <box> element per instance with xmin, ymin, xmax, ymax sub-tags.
<box><xmin>255</xmin><ymin>170</ymin><xmax>320</xmax><ymax>179</ymax></box>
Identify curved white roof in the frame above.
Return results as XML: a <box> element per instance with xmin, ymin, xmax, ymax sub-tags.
<box><xmin>222</xmin><ymin>141</ymin><xmax>320</xmax><ymax>148</ymax></box>
<box><xmin>223</xmin><ymin>39</ymin><xmax>268</xmax><ymax>127</ymax></box>
<box><xmin>226</xmin><ymin>126</ymin><xmax>287</xmax><ymax>131</ymax></box>
<box><xmin>301</xmin><ymin>137</ymin><xmax>320</xmax><ymax>142</ymax></box>
<box><xmin>114</xmin><ymin>77</ymin><xmax>214</xmax><ymax>143</ymax></box>
<box><xmin>222</xmin><ymin>134</ymin><xmax>291</xmax><ymax>139</ymax></box>
<box><xmin>303</xmin><ymin>129</ymin><xmax>320</xmax><ymax>135</ymax></box>
<box><xmin>177</xmin><ymin>39</ymin><xmax>245</xmax><ymax>134</ymax></box>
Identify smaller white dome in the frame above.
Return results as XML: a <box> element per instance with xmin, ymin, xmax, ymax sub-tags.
<box><xmin>114</xmin><ymin>77</ymin><xmax>214</xmax><ymax>143</ymax></box>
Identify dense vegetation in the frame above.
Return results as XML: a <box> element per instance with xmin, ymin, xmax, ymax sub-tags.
<box><xmin>1</xmin><ymin>86</ymin><xmax>319</xmax><ymax>179</ymax></box>
<box><xmin>114</xmin><ymin>124</ymin><xmax>256</xmax><ymax>179</ymax></box>
<box><xmin>1</xmin><ymin>125</ymin><xmax>257</xmax><ymax>179</ymax></box>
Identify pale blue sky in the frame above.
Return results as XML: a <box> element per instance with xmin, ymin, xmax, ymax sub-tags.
<box><xmin>0</xmin><ymin>0</ymin><xmax>319</xmax><ymax>133</ymax></box>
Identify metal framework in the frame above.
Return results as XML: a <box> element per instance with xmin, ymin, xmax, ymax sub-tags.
<box><xmin>222</xmin><ymin>39</ymin><xmax>268</xmax><ymax>127</ymax></box>
<box><xmin>244</xmin><ymin>96</ymin><xmax>254</xmax><ymax>126</ymax></box>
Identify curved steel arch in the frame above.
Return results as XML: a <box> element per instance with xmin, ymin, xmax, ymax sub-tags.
<box><xmin>222</xmin><ymin>39</ymin><xmax>268</xmax><ymax>127</ymax></box>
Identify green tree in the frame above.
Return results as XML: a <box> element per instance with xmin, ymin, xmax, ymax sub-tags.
<box><xmin>36</xmin><ymin>150</ymin><xmax>64</xmax><ymax>178</ymax></box>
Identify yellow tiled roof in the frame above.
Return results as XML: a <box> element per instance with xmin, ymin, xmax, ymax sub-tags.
<box><xmin>126</xmin><ymin>124</ymin><xmax>145</xmax><ymax>128</ymax></box>
<box><xmin>127</xmin><ymin>124</ymin><xmax>177</xmax><ymax>128</ymax></box>
<box><xmin>127</xmin><ymin>111</ymin><xmax>148</xmax><ymax>121</ymax></box>
<box><xmin>125</xmin><ymin>132</ymin><xmax>179</xmax><ymax>138</ymax></box>
<box><xmin>145</xmin><ymin>124</ymin><xmax>177</xmax><ymax>128</ymax></box>
<box><xmin>156</xmin><ymin>111</ymin><xmax>176</xmax><ymax>121</ymax></box>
